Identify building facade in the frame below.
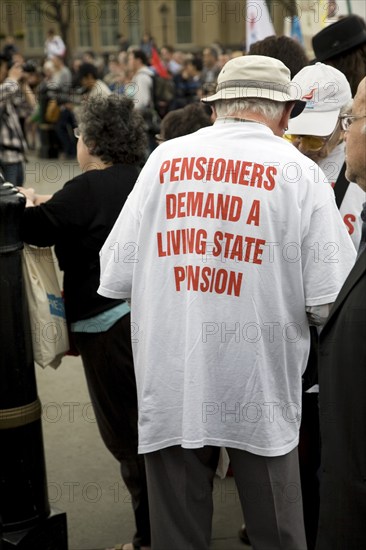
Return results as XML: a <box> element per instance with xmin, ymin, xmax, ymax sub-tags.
<box><xmin>1</xmin><ymin>1</ymin><xmax>364</xmax><ymax>60</ymax></box>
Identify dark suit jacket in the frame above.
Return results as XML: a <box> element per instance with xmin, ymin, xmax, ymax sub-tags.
<box><xmin>316</xmin><ymin>249</ymin><xmax>366</xmax><ymax>549</ymax></box>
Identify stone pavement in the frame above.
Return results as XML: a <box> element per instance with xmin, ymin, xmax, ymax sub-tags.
<box><xmin>36</xmin><ymin>356</ymin><xmax>248</xmax><ymax>550</ymax></box>
<box><xmin>25</xmin><ymin>153</ymin><xmax>250</xmax><ymax>550</ymax></box>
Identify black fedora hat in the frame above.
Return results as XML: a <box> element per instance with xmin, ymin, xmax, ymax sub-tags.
<box><xmin>312</xmin><ymin>15</ymin><xmax>366</xmax><ymax>62</ymax></box>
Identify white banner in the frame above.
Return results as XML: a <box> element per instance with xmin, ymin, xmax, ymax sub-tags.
<box><xmin>246</xmin><ymin>0</ymin><xmax>275</xmax><ymax>52</ymax></box>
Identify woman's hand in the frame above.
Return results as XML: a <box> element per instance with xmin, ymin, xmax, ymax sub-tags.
<box><xmin>17</xmin><ymin>186</ymin><xmax>36</xmax><ymax>207</ymax></box>
<box><xmin>18</xmin><ymin>187</ymin><xmax>53</xmax><ymax>206</ymax></box>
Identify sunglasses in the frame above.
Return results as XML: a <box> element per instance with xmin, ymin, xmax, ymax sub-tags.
<box><xmin>283</xmin><ymin>134</ymin><xmax>329</xmax><ymax>151</ymax></box>
<box><xmin>284</xmin><ymin>121</ymin><xmax>341</xmax><ymax>152</ymax></box>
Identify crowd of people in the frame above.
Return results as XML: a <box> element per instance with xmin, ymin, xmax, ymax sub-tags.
<box><xmin>0</xmin><ymin>30</ymin><xmax>238</xmax><ymax>170</ymax></box>
<box><xmin>1</xmin><ymin>13</ymin><xmax>366</xmax><ymax>550</ymax></box>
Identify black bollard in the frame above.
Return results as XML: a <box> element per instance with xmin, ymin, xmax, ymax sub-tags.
<box><xmin>0</xmin><ymin>180</ymin><xmax>68</xmax><ymax>549</ymax></box>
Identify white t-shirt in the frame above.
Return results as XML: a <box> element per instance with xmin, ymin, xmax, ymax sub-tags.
<box><xmin>98</xmin><ymin>121</ymin><xmax>356</xmax><ymax>457</ymax></box>
<box><xmin>44</xmin><ymin>35</ymin><xmax>66</xmax><ymax>58</ymax></box>
<box><xmin>317</xmin><ymin>142</ymin><xmax>365</xmax><ymax>250</ymax></box>
<box><xmin>88</xmin><ymin>80</ymin><xmax>112</xmax><ymax>99</ymax></box>
<box><xmin>126</xmin><ymin>67</ymin><xmax>154</xmax><ymax>110</ymax></box>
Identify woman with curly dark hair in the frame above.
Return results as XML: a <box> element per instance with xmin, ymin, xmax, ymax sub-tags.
<box><xmin>20</xmin><ymin>95</ymin><xmax>151</xmax><ymax>550</ymax></box>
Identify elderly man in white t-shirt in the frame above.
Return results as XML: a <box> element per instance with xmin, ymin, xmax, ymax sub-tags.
<box><xmin>98</xmin><ymin>55</ymin><xmax>356</xmax><ymax>550</ymax></box>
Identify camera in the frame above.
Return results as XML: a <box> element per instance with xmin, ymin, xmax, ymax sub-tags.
<box><xmin>22</xmin><ymin>60</ymin><xmax>37</xmax><ymax>73</ymax></box>
<box><xmin>5</xmin><ymin>57</ymin><xmax>37</xmax><ymax>73</ymax></box>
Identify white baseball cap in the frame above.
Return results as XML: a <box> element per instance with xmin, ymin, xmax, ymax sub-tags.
<box><xmin>201</xmin><ymin>55</ymin><xmax>306</xmax><ymax>118</ymax></box>
<box><xmin>286</xmin><ymin>63</ymin><xmax>352</xmax><ymax>136</ymax></box>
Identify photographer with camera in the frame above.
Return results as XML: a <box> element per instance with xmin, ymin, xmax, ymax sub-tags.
<box><xmin>0</xmin><ymin>55</ymin><xmax>35</xmax><ymax>184</ymax></box>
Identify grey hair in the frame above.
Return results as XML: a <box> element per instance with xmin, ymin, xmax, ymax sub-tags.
<box><xmin>340</xmin><ymin>100</ymin><xmax>353</xmax><ymax>116</ymax></box>
<box><xmin>79</xmin><ymin>94</ymin><xmax>147</xmax><ymax>165</ymax></box>
<box><xmin>214</xmin><ymin>98</ymin><xmax>287</xmax><ymax>120</ymax></box>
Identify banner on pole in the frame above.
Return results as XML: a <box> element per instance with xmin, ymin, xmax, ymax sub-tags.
<box><xmin>246</xmin><ymin>0</ymin><xmax>275</xmax><ymax>51</ymax></box>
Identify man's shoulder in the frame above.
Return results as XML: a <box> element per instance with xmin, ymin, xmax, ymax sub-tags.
<box><xmin>136</xmin><ymin>67</ymin><xmax>154</xmax><ymax>80</ymax></box>
<box><xmin>321</xmin><ymin>253</ymin><xmax>366</xmax><ymax>340</ymax></box>
<box><xmin>92</xmin><ymin>80</ymin><xmax>112</xmax><ymax>96</ymax></box>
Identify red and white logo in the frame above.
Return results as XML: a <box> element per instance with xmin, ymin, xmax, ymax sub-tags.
<box><xmin>302</xmin><ymin>88</ymin><xmax>317</xmax><ymax>101</ymax></box>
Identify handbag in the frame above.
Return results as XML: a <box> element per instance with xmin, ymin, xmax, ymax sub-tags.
<box><xmin>22</xmin><ymin>244</ymin><xmax>69</xmax><ymax>369</ymax></box>
<box><xmin>45</xmin><ymin>99</ymin><xmax>60</xmax><ymax>123</ymax></box>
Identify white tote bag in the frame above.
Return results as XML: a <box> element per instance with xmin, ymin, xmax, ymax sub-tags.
<box><xmin>22</xmin><ymin>244</ymin><xmax>69</xmax><ymax>369</ymax></box>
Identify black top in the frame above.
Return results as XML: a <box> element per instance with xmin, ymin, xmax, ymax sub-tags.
<box><xmin>21</xmin><ymin>164</ymin><xmax>139</xmax><ymax>322</ymax></box>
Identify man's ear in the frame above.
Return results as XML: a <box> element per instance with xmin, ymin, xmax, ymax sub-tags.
<box><xmin>211</xmin><ymin>104</ymin><xmax>218</xmax><ymax>121</ymax></box>
<box><xmin>281</xmin><ymin>101</ymin><xmax>296</xmax><ymax>130</ymax></box>
<box><xmin>275</xmin><ymin>102</ymin><xmax>295</xmax><ymax>136</ymax></box>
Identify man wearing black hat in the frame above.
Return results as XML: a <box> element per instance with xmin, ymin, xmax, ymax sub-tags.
<box><xmin>312</xmin><ymin>14</ymin><xmax>366</xmax><ymax>96</ymax></box>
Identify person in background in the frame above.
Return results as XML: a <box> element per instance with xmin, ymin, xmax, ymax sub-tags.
<box><xmin>126</xmin><ymin>49</ymin><xmax>156</xmax><ymax>153</ymax></box>
<box><xmin>44</xmin><ymin>28</ymin><xmax>66</xmax><ymax>59</ymax></box>
<box><xmin>73</xmin><ymin>63</ymin><xmax>111</xmax><ymax>125</ymax></box>
<box><xmin>286</xmin><ymin>63</ymin><xmax>364</xmax><ymax>250</ymax></box>
<box><xmin>50</xmin><ymin>54</ymin><xmax>72</xmax><ymax>91</ymax></box>
<box><xmin>200</xmin><ymin>46</ymin><xmax>221</xmax><ymax>95</ymax></box>
<box><xmin>139</xmin><ymin>32</ymin><xmax>154</xmax><ymax>60</ymax></box>
<box><xmin>50</xmin><ymin>55</ymin><xmax>76</xmax><ymax>159</ymax></box>
<box><xmin>155</xmin><ymin>102</ymin><xmax>212</xmax><ymax>144</ymax></box>
<box><xmin>77</xmin><ymin>62</ymin><xmax>111</xmax><ymax>100</ymax></box>
<box><xmin>19</xmin><ymin>95</ymin><xmax>151</xmax><ymax>550</ymax></box>
<box><xmin>312</xmin><ymin>14</ymin><xmax>366</xmax><ymax>96</ymax></box>
<box><xmin>172</xmin><ymin>57</ymin><xmax>203</xmax><ymax>109</ymax></box>
<box><xmin>2</xmin><ymin>35</ymin><xmax>17</xmax><ymax>61</ymax></box>
<box><xmin>81</xmin><ymin>50</ymin><xmax>96</xmax><ymax>64</ymax></box>
<box><xmin>316</xmin><ymin>76</ymin><xmax>366</xmax><ymax>549</ymax></box>
<box><xmin>160</xmin><ymin>45</ymin><xmax>182</xmax><ymax>76</ymax></box>
<box><xmin>0</xmin><ymin>56</ymin><xmax>31</xmax><ymax>184</ymax></box>
<box><xmin>24</xmin><ymin>65</ymin><xmax>43</xmax><ymax>150</ymax></box>
<box><xmin>98</xmin><ymin>55</ymin><xmax>356</xmax><ymax>550</ymax></box>
<box><xmin>126</xmin><ymin>49</ymin><xmax>154</xmax><ymax>111</ymax></box>
<box><xmin>103</xmin><ymin>55</ymin><xmax>126</xmax><ymax>94</ymax></box>
<box><xmin>36</xmin><ymin>59</ymin><xmax>64</xmax><ymax>158</ymax></box>
<box><xmin>11</xmin><ymin>59</ymin><xmax>37</xmax><ymax>147</ymax></box>
<box><xmin>249</xmin><ymin>35</ymin><xmax>309</xmax><ymax>78</ymax></box>
<box><xmin>117</xmin><ymin>34</ymin><xmax>130</xmax><ymax>52</ymax></box>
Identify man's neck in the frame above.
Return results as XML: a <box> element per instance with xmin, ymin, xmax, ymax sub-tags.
<box><xmin>221</xmin><ymin>112</ymin><xmax>279</xmax><ymax>135</ymax></box>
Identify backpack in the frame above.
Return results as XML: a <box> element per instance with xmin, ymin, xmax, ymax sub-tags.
<box><xmin>151</xmin><ymin>74</ymin><xmax>175</xmax><ymax>117</ymax></box>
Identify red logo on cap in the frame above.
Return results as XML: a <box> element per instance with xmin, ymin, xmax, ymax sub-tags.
<box><xmin>302</xmin><ymin>88</ymin><xmax>317</xmax><ymax>100</ymax></box>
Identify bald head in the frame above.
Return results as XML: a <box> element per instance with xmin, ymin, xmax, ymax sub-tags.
<box><xmin>345</xmin><ymin>77</ymin><xmax>366</xmax><ymax>191</ymax></box>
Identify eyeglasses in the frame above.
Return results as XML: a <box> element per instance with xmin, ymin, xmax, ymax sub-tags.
<box><xmin>73</xmin><ymin>127</ymin><xmax>81</xmax><ymax>139</ymax></box>
<box><xmin>339</xmin><ymin>114</ymin><xmax>366</xmax><ymax>131</ymax></box>
<box><xmin>283</xmin><ymin>134</ymin><xmax>330</xmax><ymax>152</ymax></box>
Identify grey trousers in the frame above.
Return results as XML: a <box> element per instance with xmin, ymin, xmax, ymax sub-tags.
<box><xmin>144</xmin><ymin>445</ymin><xmax>307</xmax><ymax>550</ymax></box>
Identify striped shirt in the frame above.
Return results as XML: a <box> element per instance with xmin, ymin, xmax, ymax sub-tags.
<box><xmin>0</xmin><ymin>78</ymin><xmax>27</xmax><ymax>164</ymax></box>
